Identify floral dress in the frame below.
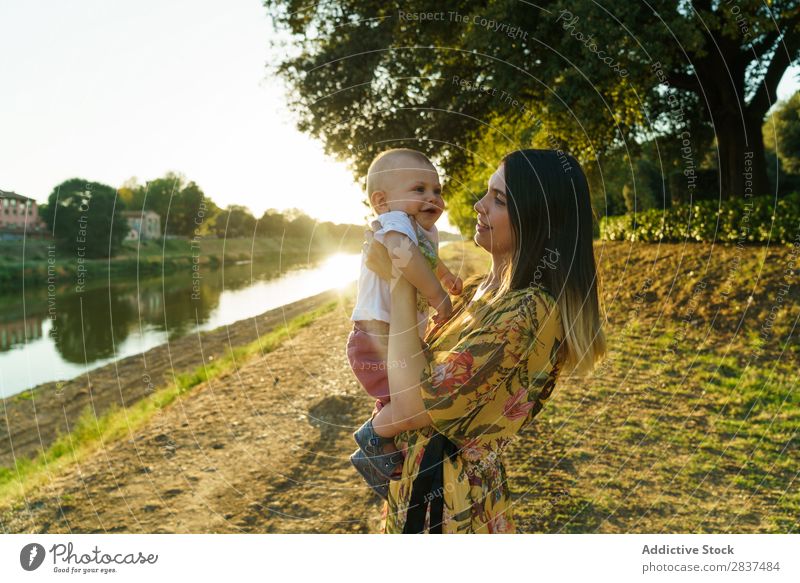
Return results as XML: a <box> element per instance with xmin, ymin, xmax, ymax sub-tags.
<box><xmin>381</xmin><ymin>276</ymin><xmax>564</xmax><ymax>534</ymax></box>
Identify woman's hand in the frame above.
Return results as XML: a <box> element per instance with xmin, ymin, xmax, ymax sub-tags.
<box><xmin>363</xmin><ymin>229</ymin><xmax>393</xmax><ymax>281</ymax></box>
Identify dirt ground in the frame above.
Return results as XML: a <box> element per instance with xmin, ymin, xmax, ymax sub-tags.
<box><xmin>1</xmin><ymin>241</ymin><xmax>798</xmax><ymax>533</ymax></box>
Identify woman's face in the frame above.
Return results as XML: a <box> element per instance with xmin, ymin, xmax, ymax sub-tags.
<box><xmin>473</xmin><ymin>163</ymin><xmax>514</xmax><ymax>258</ymax></box>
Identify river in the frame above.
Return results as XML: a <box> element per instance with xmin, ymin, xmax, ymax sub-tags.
<box><xmin>0</xmin><ymin>252</ymin><xmax>361</xmax><ymax>398</ymax></box>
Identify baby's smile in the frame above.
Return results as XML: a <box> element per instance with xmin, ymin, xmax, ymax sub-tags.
<box><xmin>418</xmin><ymin>204</ymin><xmax>439</xmax><ymax>215</ymax></box>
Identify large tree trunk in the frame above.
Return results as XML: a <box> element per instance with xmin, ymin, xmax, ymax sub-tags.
<box><xmin>715</xmin><ymin>110</ymin><xmax>770</xmax><ymax>200</ymax></box>
<box><xmin>693</xmin><ymin>32</ymin><xmax>773</xmax><ymax>201</ymax></box>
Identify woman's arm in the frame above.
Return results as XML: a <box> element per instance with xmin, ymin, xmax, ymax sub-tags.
<box><xmin>370</xmin><ymin>274</ymin><xmax>433</xmax><ymax>437</ymax></box>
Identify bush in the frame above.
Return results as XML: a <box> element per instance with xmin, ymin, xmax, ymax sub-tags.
<box><xmin>599</xmin><ymin>192</ymin><xmax>800</xmax><ymax>244</ymax></box>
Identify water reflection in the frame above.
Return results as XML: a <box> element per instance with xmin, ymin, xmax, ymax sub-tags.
<box><xmin>0</xmin><ymin>252</ymin><xmax>360</xmax><ymax>397</ymax></box>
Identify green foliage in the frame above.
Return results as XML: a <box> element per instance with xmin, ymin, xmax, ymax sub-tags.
<box><xmin>440</xmin><ymin>115</ymin><xmax>507</xmax><ymax>234</ymax></box>
<box><xmin>764</xmin><ymin>91</ymin><xmax>800</xmax><ymax>196</ymax></box>
<box><xmin>264</xmin><ymin>0</ymin><xmax>800</xmax><ymax>232</ymax></box>
<box><xmin>170</xmin><ymin>181</ymin><xmax>209</xmax><ymax>236</ymax></box>
<box><xmin>213</xmin><ymin>205</ymin><xmax>257</xmax><ymax>238</ymax></box>
<box><xmin>622</xmin><ymin>159</ymin><xmax>664</xmax><ymax>213</ymax></box>
<box><xmin>668</xmin><ymin>167</ymin><xmax>720</xmax><ymax>205</ymax></box>
<box><xmin>764</xmin><ymin>149</ymin><xmax>800</xmax><ymax>196</ymax></box>
<box><xmin>285</xmin><ymin>212</ymin><xmax>316</xmax><ymax>238</ymax></box>
<box><xmin>600</xmin><ymin>192</ymin><xmax>800</xmax><ymax>244</ymax></box>
<box><xmin>584</xmin><ymin>153</ymin><xmax>628</xmax><ymax>218</ymax></box>
<box><xmin>122</xmin><ymin>173</ymin><xmax>217</xmax><ymax>237</ymax></box>
<box><xmin>764</xmin><ymin>91</ymin><xmax>800</xmax><ymax>174</ymax></box>
<box><xmin>257</xmin><ymin>209</ymin><xmax>288</xmax><ymax>238</ymax></box>
<box><xmin>40</xmin><ymin>178</ymin><xmax>128</xmax><ymax>258</ymax></box>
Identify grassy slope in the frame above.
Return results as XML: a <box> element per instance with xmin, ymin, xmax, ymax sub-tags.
<box><xmin>401</xmin><ymin>239</ymin><xmax>799</xmax><ymax>532</ymax></box>
<box><xmin>502</xmin><ymin>241</ymin><xmax>799</xmax><ymax>533</ymax></box>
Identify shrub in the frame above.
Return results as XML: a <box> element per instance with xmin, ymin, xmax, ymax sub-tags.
<box><xmin>599</xmin><ymin>193</ymin><xmax>800</xmax><ymax>244</ymax></box>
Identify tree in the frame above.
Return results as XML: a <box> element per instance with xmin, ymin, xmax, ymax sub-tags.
<box><xmin>40</xmin><ymin>178</ymin><xmax>128</xmax><ymax>258</ymax></box>
<box><xmin>194</xmin><ymin>196</ymin><xmax>221</xmax><ymax>237</ymax></box>
<box><xmin>623</xmin><ymin>159</ymin><xmax>665</xmax><ymax>213</ymax></box>
<box><xmin>127</xmin><ymin>172</ymin><xmax>183</xmax><ymax>226</ymax></box>
<box><xmin>212</xmin><ymin>205</ymin><xmax>257</xmax><ymax>238</ymax></box>
<box><xmin>257</xmin><ymin>209</ymin><xmax>288</xmax><ymax>237</ymax></box>
<box><xmin>126</xmin><ymin>172</ymin><xmax>217</xmax><ymax>237</ymax></box>
<box><xmin>117</xmin><ymin>177</ymin><xmax>139</xmax><ymax>208</ymax></box>
<box><xmin>764</xmin><ymin>90</ymin><xmax>800</xmax><ymax>174</ymax></box>
<box><xmin>264</xmin><ymin>0</ymin><xmax>799</xmax><ymax>232</ymax></box>
<box><xmin>169</xmin><ymin>181</ymin><xmax>208</xmax><ymax>236</ymax></box>
<box><xmin>286</xmin><ymin>212</ymin><xmax>316</xmax><ymax>237</ymax></box>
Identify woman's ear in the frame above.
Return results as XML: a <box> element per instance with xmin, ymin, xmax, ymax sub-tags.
<box><xmin>370</xmin><ymin>190</ymin><xmax>388</xmax><ymax>213</ymax></box>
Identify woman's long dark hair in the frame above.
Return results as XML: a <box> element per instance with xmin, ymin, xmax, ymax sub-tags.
<box><xmin>500</xmin><ymin>148</ymin><xmax>606</xmax><ymax>377</ymax></box>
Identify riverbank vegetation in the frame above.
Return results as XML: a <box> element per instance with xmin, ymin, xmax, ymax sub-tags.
<box><xmin>0</xmin><ymin>231</ymin><xmax>366</xmax><ymax>287</ymax></box>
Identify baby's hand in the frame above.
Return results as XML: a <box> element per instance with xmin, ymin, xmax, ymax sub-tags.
<box><xmin>429</xmin><ymin>289</ymin><xmax>453</xmax><ymax>325</ymax></box>
<box><xmin>442</xmin><ymin>272</ymin><xmax>463</xmax><ymax>296</ymax></box>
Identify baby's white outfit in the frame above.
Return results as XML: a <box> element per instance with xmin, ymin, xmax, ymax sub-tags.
<box><xmin>350</xmin><ymin>210</ymin><xmax>439</xmax><ymax>338</ymax></box>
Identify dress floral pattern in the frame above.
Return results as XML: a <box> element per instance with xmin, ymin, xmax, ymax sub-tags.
<box><xmin>381</xmin><ymin>276</ymin><xmax>564</xmax><ymax>533</ymax></box>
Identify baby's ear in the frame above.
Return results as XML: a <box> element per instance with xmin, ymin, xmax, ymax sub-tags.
<box><xmin>370</xmin><ymin>190</ymin><xmax>388</xmax><ymax>213</ymax></box>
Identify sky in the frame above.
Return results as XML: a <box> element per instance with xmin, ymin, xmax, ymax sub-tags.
<box><xmin>0</xmin><ymin>1</ymin><xmax>797</xmax><ymax>230</ymax></box>
<box><xmin>0</xmin><ymin>1</ymin><xmax>386</xmax><ymax>228</ymax></box>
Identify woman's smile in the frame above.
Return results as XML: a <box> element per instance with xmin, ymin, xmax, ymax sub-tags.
<box><xmin>476</xmin><ymin>215</ymin><xmax>492</xmax><ymax>233</ymax></box>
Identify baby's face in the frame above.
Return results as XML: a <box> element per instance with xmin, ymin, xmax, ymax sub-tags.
<box><xmin>415</xmin><ymin>189</ymin><xmax>444</xmax><ymax>231</ymax></box>
<box><xmin>380</xmin><ymin>160</ymin><xmax>442</xmax><ymax>226</ymax></box>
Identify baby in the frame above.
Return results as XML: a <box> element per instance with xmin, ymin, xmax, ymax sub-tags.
<box><xmin>347</xmin><ymin>148</ymin><xmax>462</xmax><ymax>496</ymax></box>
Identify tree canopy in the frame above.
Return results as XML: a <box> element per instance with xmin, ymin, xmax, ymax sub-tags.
<box><xmin>264</xmin><ymin>0</ymin><xmax>800</xmax><ymax>234</ymax></box>
<box><xmin>120</xmin><ymin>172</ymin><xmax>216</xmax><ymax>237</ymax></box>
<box><xmin>765</xmin><ymin>89</ymin><xmax>800</xmax><ymax>174</ymax></box>
<box><xmin>41</xmin><ymin>178</ymin><xmax>128</xmax><ymax>259</ymax></box>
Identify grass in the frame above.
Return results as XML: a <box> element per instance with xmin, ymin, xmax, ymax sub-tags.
<box><xmin>438</xmin><ymin>238</ymin><xmax>490</xmax><ymax>279</ymax></box>
<box><xmin>507</xmin><ymin>308</ymin><xmax>799</xmax><ymax>533</ymax></box>
<box><xmin>464</xmin><ymin>240</ymin><xmax>800</xmax><ymax>532</ymax></box>
<box><xmin>0</xmin><ymin>299</ymin><xmax>338</xmax><ymax>507</ymax></box>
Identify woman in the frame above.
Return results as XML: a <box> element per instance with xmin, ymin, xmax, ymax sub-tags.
<box><xmin>361</xmin><ymin>149</ymin><xmax>606</xmax><ymax>533</ymax></box>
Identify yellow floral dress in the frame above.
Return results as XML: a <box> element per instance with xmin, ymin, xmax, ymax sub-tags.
<box><xmin>381</xmin><ymin>276</ymin><xmax>564</xmax><ymax>534</ymax></box>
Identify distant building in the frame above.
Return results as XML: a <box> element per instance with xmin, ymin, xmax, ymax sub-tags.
<box><xmin>0</xmin><ymin>190</ymin><xmax>48</xmax><ymax>239</ymax></box>
<box><xmin>123</xmin><ymin>210</ymin><xmax>161</xmax><ymax>241</ymax></box>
